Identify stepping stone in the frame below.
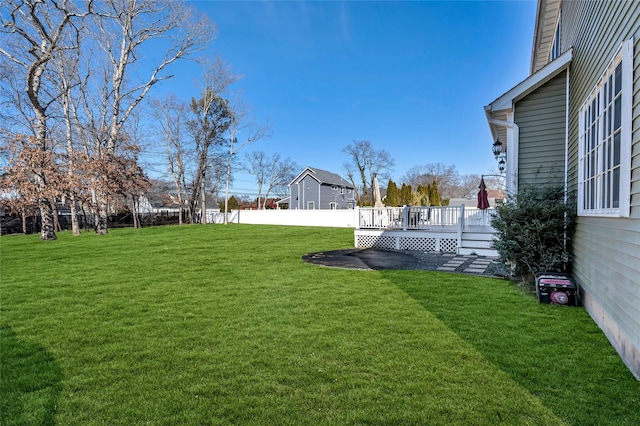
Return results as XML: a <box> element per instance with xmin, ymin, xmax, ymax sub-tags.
<box><xmin>464</xmin><ymin>268</ymin><xmax>487</xmax><ymax>274</ymax></box>
<box><xmin>437</xmin><ymin>267</ymin><xmax>457</xmax><ymax>271</ymax></box>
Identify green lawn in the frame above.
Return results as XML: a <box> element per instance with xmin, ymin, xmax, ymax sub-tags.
<box><xmin>1</xmin><ymin>225</ymin><xmax>638</xmax><ymax>425</ymax></box>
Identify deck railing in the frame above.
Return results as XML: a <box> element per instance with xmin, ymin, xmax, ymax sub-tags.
<box><xmin>357</xmin><ymin>205</ymin><xmax>495</xmax><ymax>231</ymax></box>
<box><xmin>463</xmin><ymin>207</ymin><xmax>496</xmax><ymax>228</ymax></box>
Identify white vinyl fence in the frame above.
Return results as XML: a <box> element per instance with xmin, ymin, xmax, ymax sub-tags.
<box><xmin>224</xmin><ymin>208</ymin><xmax>358</xmax><ymax>228</ymax></box>
<box><xmin>214</xmin><ymin>205</ymin><xmax>494</xmax><ymax>230</ymax></box>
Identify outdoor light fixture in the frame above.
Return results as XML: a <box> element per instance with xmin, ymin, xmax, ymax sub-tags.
<box><xmin>498</xmin><ymin>157</ymin><xmax>506</xmax><ymax>173</ymax></box>
<box><xmin>491</xmin><ymin>138</ymin><xmax>506</xmax><ymax>173</ymax></box>
<box><xmin>492</xmin><ymin>139</ymin><xmax>504</xmax><ymax>158</ymax></box>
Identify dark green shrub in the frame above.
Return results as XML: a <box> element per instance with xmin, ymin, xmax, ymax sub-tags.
<box><xmin>490</xmin><ymin>184</ymin><xmax>576</xmax><ymax>277</ymax></box>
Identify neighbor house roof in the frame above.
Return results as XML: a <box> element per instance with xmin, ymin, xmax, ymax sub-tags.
<box><xmin>290</xmin><ymin>167</ymin><xmax>354</xmax><ymax>188</ymax></box>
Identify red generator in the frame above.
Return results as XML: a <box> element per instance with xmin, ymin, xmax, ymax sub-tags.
<box><xmin>535</xmin><ymin>273</ymin><xmax>579</xmax><ymax>306</ymax></box>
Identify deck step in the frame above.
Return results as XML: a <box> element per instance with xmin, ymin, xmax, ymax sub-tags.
<box><xmin>461</xmin><ymin>240</ymin><xmax>493</xmax><ymax>249</ymax></box>
<box><xmin>458</xmin><ymin>247</ymin><xmax>499</xmax><ymax>257</ymax></box>
<box><xmin>460</xmin><ymin>231</ymin><xmax>498</xmax><ymax>257</ymax></box>
<box><xmin>462</xmin><ymin>232</ymin><xmax>495</xmax><ymax>240</ymax></box>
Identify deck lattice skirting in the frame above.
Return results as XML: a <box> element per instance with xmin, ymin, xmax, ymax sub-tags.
<box><xmin>355</xmin><ymin>229</ymin><xmax>459</xmax><ymax>253</ymax></box>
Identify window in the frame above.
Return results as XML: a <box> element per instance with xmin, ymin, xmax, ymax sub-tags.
<box><xmin>307</xmin><ymin>201</ymin><xmax>315</xmax><ymax>210</ymax></box>
<box><xmin>578</xmin><ymin>40</ymin><xmax>632</xmax><ymax>217</ymax></box>
<box><xmin>550</xmin><ymin>12</ymin><xmax>561</xmax><ymax>61</ymax></box>
<box><xmin>329</xmin><ymin>202</ymin><xmax>338</xmax><ymax>210</ymax></box>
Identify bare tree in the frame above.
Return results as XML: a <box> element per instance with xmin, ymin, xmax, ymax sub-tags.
<box><xmin>52</xmin><ymin>22</ymin><xmax>87</xmax><ymax>235</ymax></box>
<box><xmin>85</xmin><ymin>0</ymin><xmax>216</xmax><ymax>233</ymax></box>
<box><xmin>152</xmin><ymin>96</ymin><xmax>188</xmax><ymax>224</ymax></box>
<box><xmin>452</xmin><ymin>173</ymin><xmax>505</xmax><ymax>200</ymax></box>
<box><xmin>342</xmin><ymin>140</ymin><xmax>394</xmax><ymax>206</ymax></box>
<box><xmin>402</xmin><ymin>163</ymin><xmax>460</xmax><ymax>200</ymax></box>
<box><xmin>483</xmin><ymin>168</ymin><xmax>506</xmax><ymax>191</ymax></box>
<box><xmin>184</xmin><ymin>60</ymin><xmax>236</xmax><ymax>224</ymax></box>
<box><xmin>455</xmin><ymin>174</ymin><xmax>483</xmax><ymax>199</ymax></box>
<box><xmin>1</xmin><ymin>0</ymin><xmax>92</xmax><ymax>239</ymax></box>
<box><xmin>222</xmin><ymin>101</ymin><xmax>271</xmax><ymax>223</ymax></box>
<box><xmin>242</xmin><ymin>151</ymin><xmax>298</xmax><ymax>209</ymax></box>
<box><xmin>205</xmin><ymin>153</ymin><xmax>228</xmax><ymax>210</ymax></box>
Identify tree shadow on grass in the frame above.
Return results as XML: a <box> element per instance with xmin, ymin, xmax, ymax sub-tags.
<box><xmin>1</xmin><ymin>326</ymin><xmax>62</xmax><ymax>426</ymax></box>
<box><xmin>382</xmin><ymin>271</ymin><xmax>640</xmax><ymax>426</ymax></box>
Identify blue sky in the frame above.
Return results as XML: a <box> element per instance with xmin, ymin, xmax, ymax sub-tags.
<box><xmin>152</xmin><ymin>0</ymin><xmax>537</xmax><ymax>196</ymax></box>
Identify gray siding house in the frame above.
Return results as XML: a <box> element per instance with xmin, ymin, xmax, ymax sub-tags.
<box><xmin>287</xmin><ymin>167</ymin><xmax>356</xmax><ymax>210</ymax></box>
<box><xmin>485</xmin><ymin>0</ymin><xmax>639</xmax><ymax>378</ymax></box>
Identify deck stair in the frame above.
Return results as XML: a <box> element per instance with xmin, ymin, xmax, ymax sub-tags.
<box><xmin>460</xmin><ymin>229</ymin><xmax>498</xmax><ymax>257</ymax></box>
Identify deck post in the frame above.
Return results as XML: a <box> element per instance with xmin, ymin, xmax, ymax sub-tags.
<box><xmin>402</xmin><ymin>205</ymin><xmax>408</xmax><ymax>231</ymax></box>
<box><xmin>457</xmin><ymin>204</ymin><xmax>465</xmax><ymax>254</ymax></box>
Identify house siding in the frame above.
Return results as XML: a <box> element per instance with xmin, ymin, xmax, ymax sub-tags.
<box><xmin>295</xmin><ymin>175</ymin><xmax>321</xmax><ymax>209</ymax></box>
<box><xmin>556</xmin><ymin>0</ymin><xmax>640</xmax><ymax>377</ymax></box>
<box><xmin>318</xmin><ymin>184</ymin><xmax>350</xmax><ymax>209</ymax></box>
<box><xmin>562</xmin><ymin>0</ymin><xmax>640</xmax><ymax>191</ymax></box>
<box><xmin>514</xmin><ymin>71</ymin><xmax>567</xmax><ymax>187</ymax></box>
<box><xmin>289</xmin><ymin>167</ymin><xmax>355</xmax><ymax>210</ymax></box>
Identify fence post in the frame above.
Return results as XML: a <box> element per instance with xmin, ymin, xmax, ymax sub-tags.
<box><xmin>354</xmin><ymin>206</ymin><xmax>360</xmax><ymax>229</ymax></box>
<box><xmin>457</xmin><ymin>204</ymin><xmax>465</xmax><ymax>254</ymax></box>
<box><xmin>402</xmin><ymin>205</ymin><xmax>408</xmax><ymax>231</ymax></box>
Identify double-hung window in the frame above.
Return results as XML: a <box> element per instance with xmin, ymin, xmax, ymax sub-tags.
<box><xmin>578</xmin><ymin>39</ymin><xmax>633</xmax><ymax>217</ymax></box>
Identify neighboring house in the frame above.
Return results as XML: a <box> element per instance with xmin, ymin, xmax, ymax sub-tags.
<box><xmin>484</xmin><ymin>0</ymin><xmax>639</xmax><ymax>378</ymax></box>
<box><xmin>137</xmin><ymin>192</ymin><xmax>183</xmax><ymax>216</ymax></box>
<box><xmin>287</xmin><ymin>167</ymin><xmax>356</xmax><ymax>210</ymax></box>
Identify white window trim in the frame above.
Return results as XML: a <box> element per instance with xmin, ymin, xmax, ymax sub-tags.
<box><xmin>578</xmin><ymin>39</ymin><xmax>633</xmax><ymax>217</ymax></box>
<box><xmin>307</xmin><ymin>201</ymin><xmax>315</xmax><ymax>210</ymax></box>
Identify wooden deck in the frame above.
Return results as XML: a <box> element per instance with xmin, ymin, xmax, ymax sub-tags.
<box><xmin>355</xmin><ymin>206</ymin><xmax>498</xmax><ymax>256</ymax></box>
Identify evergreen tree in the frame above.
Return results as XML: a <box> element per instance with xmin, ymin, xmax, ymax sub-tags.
<box><xmin>416</xmin><ymin>184</ymin><xmax>430</xmax><ymax>206</ymax></box>
<box><xmin>400</xmin><ymin>183</ymin><xmax>413</xmax><ymax>205</ymax></box>
<box><xmin>386</xmin><ymin>179</ymin><xmax>399</xmax><ymax>206</ymax></box>
<box><xmin>227</xmin><ymin>195</ymin><xmax>239</xmax><ymax>210</ymax></box>
<box><xmin>428</xmin><ymin>181</ymin><xmax>442</xmax><ymax>206</ymax></box>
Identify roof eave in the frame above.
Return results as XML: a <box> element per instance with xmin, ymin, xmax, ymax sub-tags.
<box><xmin>484</xmin><ymin>47</ymin><xmax>571</xmax><ymax>141</ymax></box>
<box><xmin>486</xmin><ymin>48</ymin><xmax>572</xmax><ymax>114</ymax></box>
<box><xmin>530</xmin><ymin>0</ymin><xmax>563</xmax><ymax>74</ymax></box>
